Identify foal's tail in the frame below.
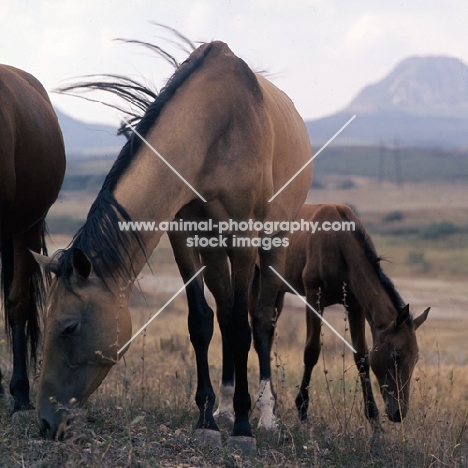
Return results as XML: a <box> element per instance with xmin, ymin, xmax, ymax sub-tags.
<box><xmin>1</xmin><ymin>221</ymin><xmax>51</xmax><ymax>367</ymax></box>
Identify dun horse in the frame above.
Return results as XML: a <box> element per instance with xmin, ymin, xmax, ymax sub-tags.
<box><xmin>0</xmin><ymin>65</ymin><xmax>65</xmax><ymax>411</ymax></box>
<box><xmin>215</xmin><ymin>203</ymin><xmax>429</xmax><ymax>428</ymax></box>
<box><xmin>33</xmin><ymin>41</ymin><xmax>313</xmax><ymax>448</ymax></box>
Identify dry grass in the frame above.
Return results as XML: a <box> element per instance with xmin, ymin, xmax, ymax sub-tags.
<box><xmin>1</xmin><ymin>268</ymin><xmax>467</xmax><ymax>467</ymax></box>
<box><xmin>308</xmin><ymin>180</ymin><xmax>468</xmax><ymax>213</ymax></box>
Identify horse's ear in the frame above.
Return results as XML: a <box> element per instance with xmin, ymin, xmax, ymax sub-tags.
<box><xmin>30</xmin><ymin>250</ymin><xmax>60</xmax><ymax>274</ymax></box>
<box><xmin>72</xmin><ymin>248</ymin><xmax>92</xmax><ymax>279</ymax></box>
<box><xmin>396</xmin><ymin>304</ymin><xmax>411</xmax><ymax>328</ymax></box>
<box><xmin>413</xmin><ymin>307</ymin><xmax>430</xmax><ymax>330</ymax></box>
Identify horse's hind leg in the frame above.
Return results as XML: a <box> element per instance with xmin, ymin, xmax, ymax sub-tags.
<box><xmin>348</xmin><ymin>302</ymin><xmax>379</xmax><ymax>425</ymax></box>
<box><xmin>5</xmin><ymin>224</ymin><xmax>43</xmax><ymax>412</ymax></box>
<box><xmin>201</xmin><ymin>248</ymin><xmax>235</xmax><ymax>426</ymax></box>
<box><xmin>295</xmin><ymin>290</ymin><xmax>322</xmax><ymax>422</ymax></box>
<box><xmin>251</xmin><ymin>238</ymin><xmax>288</xmax><ymax>430</ymax></box>
<box><xmin>226</xmin><ymin>246</ymin><xmax>256</xmax><ymax>451</ymax></box>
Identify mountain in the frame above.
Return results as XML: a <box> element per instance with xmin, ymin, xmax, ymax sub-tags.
<box><xmin>306</xmin><ymin>56</ymin><xmax>468</xmax><ymax>148</ymax></box>
<box><xmin>55</xmin><ymin>108</ymin><xmax>124</xmax><ymax>158</ymax></box>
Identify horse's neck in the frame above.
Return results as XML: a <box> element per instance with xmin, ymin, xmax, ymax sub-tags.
<box><xmin>112</xmin><ymin>157</ymin><xmax>194</xmax><ymax>272</ymax></box>
<box><xmin>342</xmin><ymin>241</ymin><xmax>396</xmax><ymax>331</ymax></box>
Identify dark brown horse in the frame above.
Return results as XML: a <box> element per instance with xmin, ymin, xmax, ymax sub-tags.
<box><xmin>215</xmin><ymin>203</ymin><xmax>429</xmax><ymax>428</ymax></box>
<box><xmin>33</xmin><ymin>41</ymin><xmax>313</xmax><ymax>448</ymax></box>
<box><xmin>0</xmin><ymin>64</ymin><xmax>65</xmax><ymax>411</ymax></box>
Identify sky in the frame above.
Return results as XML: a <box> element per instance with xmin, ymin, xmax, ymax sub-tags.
<box><xmin>1</xmin><ymin>0</ymin><xmax>467</xmax><ymax>125</ymax></box>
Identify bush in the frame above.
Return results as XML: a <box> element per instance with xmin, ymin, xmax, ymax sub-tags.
<box><xmin>421</xmin><ymin>221</ymin><xmax>459</xmax><ymax>239</ymax></box>
<box><xmin>383</xmin><ymin>210</ymin><xmax>404</xmax><ymax>222</ymax></box>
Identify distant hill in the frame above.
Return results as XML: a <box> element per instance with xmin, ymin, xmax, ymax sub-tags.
<box><xmin>306</xmin><ymin>56</ymin><xmax>468</xmax><ymax>148</ymax></box>
<box><xmin>55</xmin><ymin>108</ymin><xmax>123</xmax><ymax>158</ymax></box>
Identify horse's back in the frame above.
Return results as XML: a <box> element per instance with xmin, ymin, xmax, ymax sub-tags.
<box><xmin>256</xmin><ymin>74</ymin><xmax>313</xmax><ymax>222</ymax></box>
<box><xmin>198</xmin><ymin>42</ymin><xmax>312</xmax><ymax>222</ymax></box>
<box><xmin>297</xmin><ymin>202</ymin><xmax>355</xmax><ymax>221</ymax></box>
<box><xmin>0</xmin><ymin>64</ymin><xmax>65</xmax><ymax>237</ymax></box>
<box><xmin>0</xmin><ymin>64</ymin><xmax>52</xmax><ymax>103</ymax></box>
<box><xmin>283</xmin><ymin>203</ymin><xmax>360</xmax><ymax>297</ymax></box>
<box><xmin>161</xmin><ymin>42</ymin><xmax>312</xmax><ymax>224</ymax></box>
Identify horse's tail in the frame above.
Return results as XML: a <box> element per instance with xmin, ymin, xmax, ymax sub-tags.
<box><xmin>1</xmin><ymin>221</ymin><xmax>51</xmax><ymax>367</ymax></box>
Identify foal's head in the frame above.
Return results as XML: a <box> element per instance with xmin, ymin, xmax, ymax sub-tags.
<box><xmin>370</xmin><ymin>304</ymin><xmax>429</xmax><ymax>422</ymax></box>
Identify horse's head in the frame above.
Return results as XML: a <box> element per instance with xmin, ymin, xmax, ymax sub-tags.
<box><xmin>32</xmin><ymin>248</ymin><xmax>132</xmax><ymax>439</ymax></box>
<box><xmin>370</xmin><ymin>304</ymin><xmax>429</xmax><ymax>422</ymax></box>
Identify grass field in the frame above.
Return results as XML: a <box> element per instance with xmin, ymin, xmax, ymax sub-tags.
<box><xmin>1</xmin><ymin>173</ymin><xmax>468</xmax><ymax>466</ymax></box>
<box><xmin>1</xmin><ymin>270</ymin><xmax>467</xmax><ymax>466</ymax></box>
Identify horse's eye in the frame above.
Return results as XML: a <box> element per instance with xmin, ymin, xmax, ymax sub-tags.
<box><xmin>61</xmin><ymin>322</ymin><xmax>79</xmax><ymax>336</ymax></box>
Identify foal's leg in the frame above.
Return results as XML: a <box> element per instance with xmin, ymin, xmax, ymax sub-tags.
<box><xmin>168</xmin><ymin>233</ymin><xmax>220</xmax><ymax>441</ymax></box>
<box><xmin>6</xmin><ymin>224</ymin><xmax>42</xmax><ymax>412</ymax></box>
<box><xmin>348</xmin><ymin>303</ymin><xmax>379</xmax><ymax>425</ymax></box>
<box><xmin>295</xmin><ymin>290</ymin><xmax>323</xmax><ymax>422</ymax></box>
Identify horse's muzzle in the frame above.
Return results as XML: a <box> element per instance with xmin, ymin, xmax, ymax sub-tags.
<box><xmin>386</xmin><ymin>399</ymin><xmax>407</xmax><ymax>422</ymax></box>
<box><xmin>38</xmin><ymin>408</ymin><xmax>70</xmax><ymax>440</ymax></box>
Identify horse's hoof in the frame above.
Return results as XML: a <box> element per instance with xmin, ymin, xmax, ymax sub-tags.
<box><xmin>193</xmin><ymin>428</ymin><xmax>223</xmax><ymax>448</ymax></box>
<box><xmin>11</xmin><ymin>409</ymin><xmax>37</xmax><ymax>437</ymax></box>
<box><xmin>0</xmin><ymin>391</ymin><xmax>11</xmax><ymax>406</ymax></box>
<box><xmin>12</xmin><ymin>402</ymin><xmax>35</xmax><ymax>413</ymax></box>
<box><xmin>257</xmin><ymin>412</ymin><xmax>280</xmax><ymax>432</ymax></box>
<box><xmin>371</xmin><ymin>420</ymin><xmax>384</xmax><ymax>434</ymax></box>
<box><xmin>257</xmin><ymin>414</ymin><xmax>279</xmax><ymax>431</ymax></box>
<box><xmin>366</xmin><ymin>404</ymin><xmax>380</xmax><ymax>422</ymax></box>
<box><xmin>214</xmin><ymin>409</ymin><xmax>235</xmax><ymax>427</ymax></box>
<box><xmin>227</xmin><ymin>435</ymin><xmax>257</xmax><ymax>455</ymax></box>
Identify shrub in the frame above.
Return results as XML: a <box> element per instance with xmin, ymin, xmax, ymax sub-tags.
<box><xmin>383</xmin><ymin>210</ymin><xmax>404</xmax><ymax>222</ymax></box>
<box><xmin>421</xmin><ymin>222</ymin><xmax>459</xmax><ymax>239</ymax></box>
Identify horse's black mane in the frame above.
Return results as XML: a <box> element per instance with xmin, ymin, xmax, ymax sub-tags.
<box><xmin>57</xmin><ymin>40</ymin><xmax>214</xmax><ymax>283</ymax></box>
<box><xmin>353</xmin><ymin>218</ymin><xmax>407</xmax><ymax>316</ymax></box>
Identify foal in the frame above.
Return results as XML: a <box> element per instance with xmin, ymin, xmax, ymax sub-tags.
<box><xmin>217</xmin><ymin>203</ymin><xmax>429</xmax><ymax>428</ymax></box>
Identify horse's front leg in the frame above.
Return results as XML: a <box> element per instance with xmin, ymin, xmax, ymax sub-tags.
<box><xmin>169</xmin><ymin>233</ymin><xmax>221</xmax><ymax>446</ymax></box>
<box><xmin>186</xmin><ymin>280</ymin><xmax>219</xmax><ymax>431</ymax></box>
<box><xmin>348</xmin><ymin>303</ymin><xmax>380</xmax><ymax>426</ymax></box>
<box><xmin>5</xmin><ymin>222</ymin><xmax>45</xmax><ymax>412</ymax></box>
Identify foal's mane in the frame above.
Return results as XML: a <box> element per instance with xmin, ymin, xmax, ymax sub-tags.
<box><xmin>57</xmin><ymin>41</ymin><xmax>215</xmax><ymax>283</ymax></box>
<box><xmin>345</xmin><ymin>209</ymin><xmax>407</xmax><ymax>316</ymax></box>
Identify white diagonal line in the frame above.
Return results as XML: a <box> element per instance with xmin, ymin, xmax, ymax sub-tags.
<box><xmin>268</xmin><ymin>115</ymin><xmax>356</xmax><ymax>202</ymax></box>
<box><xmin>117</xmin><ymin>266</ymin><xmax>206</xmax><ymax>354</ymax></box>
<box><xmin>269</xmin><ymin>266</ymin><xmax>356</xmax><ymax>353</ymax></box>
<box><xmin>119</xmin><ymin>115</ymin><xmax>207</xmax><ymax>202</ymax></box>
